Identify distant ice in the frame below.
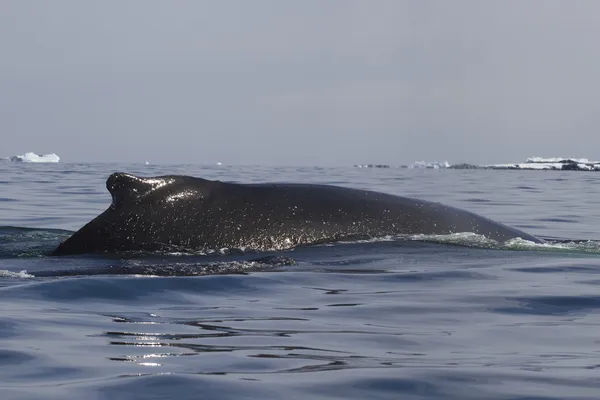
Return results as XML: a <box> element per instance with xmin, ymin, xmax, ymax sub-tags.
<box><xmin>354</xmin><ymin>157</ymin><xmax>600</xmax><ymax>171</ymax></box>
<box><xmin>6</xmin><ymin>152</ymin><xmax>60</xmax><ymax>163</ymax></box>
<box><xmin>525</xmin><ymin>156</ymin><xmax>599</xmax><ymax>164</ymax></box>
<box><xmin>408</xmin><ymin>160</ymin><xmax>450</xmax><ymax>169</ymax></box>
<box><xmin>484</xmin><ymin>157</ymin><xmax>600</xmax><ymax>171</ymax></box>
<box><xmin>354</xmin><ymin>164</ymin><xmax>390</xmax><ymax>168</ymax></box>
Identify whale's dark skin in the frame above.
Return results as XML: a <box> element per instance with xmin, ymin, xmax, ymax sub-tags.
<box><xmin>51</xmin><ymin>172</ymin><xmax>543</xmax><ymax>256</ymax></box>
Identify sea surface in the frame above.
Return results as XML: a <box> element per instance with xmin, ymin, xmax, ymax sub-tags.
<box><xmin>1</xmin><ymin>162</ymin><xmax>600</xmax><ymax>400</ymax></box>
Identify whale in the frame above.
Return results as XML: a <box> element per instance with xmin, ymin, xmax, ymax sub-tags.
<box><xmin>50</xmin><ymin>172</ymin><xmax>543</xmax><ymax>256</ymax></box>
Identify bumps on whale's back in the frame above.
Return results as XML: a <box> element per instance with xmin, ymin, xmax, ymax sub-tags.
<box><xmin>106</xmin><ymin>172</ymin><xmax>176</xmax><ymax>207</ymax></box>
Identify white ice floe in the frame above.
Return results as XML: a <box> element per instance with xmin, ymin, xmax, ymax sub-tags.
<box><xmin>8</xmin><ymin>152</ymin><xmax>60</xmax><ymax>163</ymax></box>
<box><xmin>408</xmin><ymin>160</ymin><xmax>451</xmax><ymax>169</ymax></box>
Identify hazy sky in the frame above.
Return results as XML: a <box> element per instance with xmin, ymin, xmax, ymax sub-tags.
<box><xmin>1</xmin><ymin>1</ymin><xmax>599</xmax><ymax>165</ymax></box>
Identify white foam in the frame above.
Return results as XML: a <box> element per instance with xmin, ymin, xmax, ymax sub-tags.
<box><xmin>331</xmin><ymin>233</ymin><xmax>600</xmax><ymax>253</ymax></box>
<box><xmin>410</xmin><ymin>232</ymin><xmax>500</xmax><ymax>247</ymax></box>
<box><xmin>0</xmin><ymin>270</ymin><xmax>34</xmax><ymax>278</ymax></box>
<box><xmin>503</xmin><ymin>238</ymin><xmax>600</xmax><ymax>253</ymax></box>
<box><xmin>8</xmin><ymin>152</ymin><xmax>60</xmax><ymax>163</ymax></box>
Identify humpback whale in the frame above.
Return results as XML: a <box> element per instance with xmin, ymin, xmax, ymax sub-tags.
<box><xmin>51</xmin><ymin>172</ymin><xmax>542</xmax><ymax>256</ymax></box>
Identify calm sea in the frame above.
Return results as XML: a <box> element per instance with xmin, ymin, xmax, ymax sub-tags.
<box><xmin>1</xmin><ymin>162</ymin><xmax>600</xmax><ymax>400</ymax></box>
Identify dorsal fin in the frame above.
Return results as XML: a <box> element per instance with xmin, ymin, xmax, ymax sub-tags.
<box><xmin>106</xmin><ymin>172</ymin><xmax>174</xmax><ymax>207</ymax></box>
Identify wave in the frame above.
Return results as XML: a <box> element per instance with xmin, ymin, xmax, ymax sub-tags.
<box><xmin>0</xmin><ymin>226</ymin><xmax>73</xmax><ymax>258</ymax></box>
<box><xmin>333</xmin><ymin>232</ymin><xmax>600</xmax><ymax>254</ymax></box>
<box><xmin>2</xmin><ymin>226</ymin><xmax>600</xmax><ymax>279</ymax></box>
<box><xmin>9</xmin><ymin>255</ymin><xmax>296</xmax><ymax>278</ymax></box>
<box><xmin>412</xmin><ymin>232</ymin><xmax>600</xmax><ymax>253</ymax></box>
<box><xmin>1</xmin><ymin>152</ymin><xmax>60</xmax><ymax>163</ymax></box>
<box><xmin>354</xmin><ymin>157</ymin><xmax>600</xmax><ymax>171</ymax></box>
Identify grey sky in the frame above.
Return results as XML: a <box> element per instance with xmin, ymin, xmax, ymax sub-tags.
<box><xmin>1</xmin><ymin>0</ymin><xmax>599</xmax><ymax>165</ymax></box>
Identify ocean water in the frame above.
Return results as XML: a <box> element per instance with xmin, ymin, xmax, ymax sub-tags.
<box><xmin>1</xmin><ymin>162</ymin><xmax>600</xmax><ymax>400</ymax></box>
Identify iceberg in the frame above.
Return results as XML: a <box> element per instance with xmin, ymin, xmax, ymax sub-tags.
<box><xmin>8</xmin><ymin>152</ymin><xmax>60</xmax><ymax>163</ymax></box>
